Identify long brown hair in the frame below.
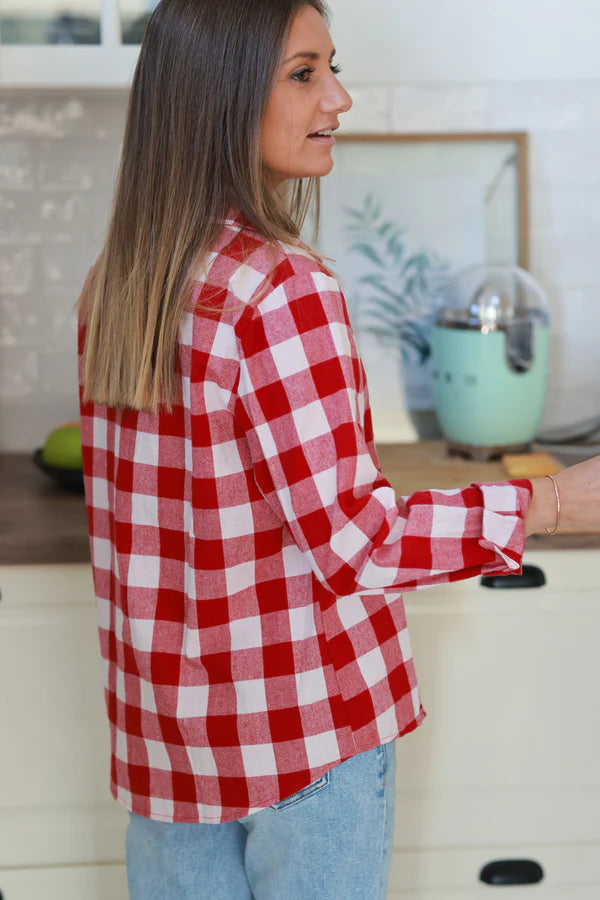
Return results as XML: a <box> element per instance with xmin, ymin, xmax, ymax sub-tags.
<box><xmin>79</xmin><ymin>0</ymin><xmax>328</xmax><ymax>412</ymax></box>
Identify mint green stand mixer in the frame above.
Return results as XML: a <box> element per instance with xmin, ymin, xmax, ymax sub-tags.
<box><xmin>432</xmin><ymin>265</ymin><xmax>550</xmax><ymax>461</ymax></box>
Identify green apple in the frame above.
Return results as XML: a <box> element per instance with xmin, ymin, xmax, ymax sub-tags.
<box><xmin>42</xmin><ymin>422</ymin><xmax>83</xmax><ymax>470</ymax></box>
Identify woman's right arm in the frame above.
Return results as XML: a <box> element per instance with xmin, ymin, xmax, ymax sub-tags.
<box><xmin>234</xmin><ymin>263</ymin><xmax>533</xmax><ymax>598</ymax></box>
<box><xmin>526</xmin><ymin>457</ymin><xmax>600</xmax><ymax>536</ymax></box>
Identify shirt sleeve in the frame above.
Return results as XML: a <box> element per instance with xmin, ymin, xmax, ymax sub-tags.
<box><xmin>233</xmin><ymin>261</ymin><xmax>532</xmax><ymax>598</ymax></box>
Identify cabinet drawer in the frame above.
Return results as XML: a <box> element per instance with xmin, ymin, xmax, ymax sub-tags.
<box><xmin>0</xmin><ymin>863</ymin><xmax>128</xmax><ymax>900</ymax></box>
<box><xmin>397</xmin><ymin>550</ymin><xmax>600</xmax><ymax>847</ymax></box>
<box><xmin>388</xmin><ymin>843</ymin><xmax>600</xmax><ymax>896</ymax></box>
<box><xmin>0</xmin><ymin>601</ymin><xmax>109</xmax><ymax>813</ymax></box>
<box><xmin>0</xmin><ymin>804</ymin><xmax>128</xmax><ymax>870</ymax></box>
<box><xmin>0</xmin><ymin>576</ymin><xmax>125</xmax><ymax>868</ymax></box>
<box><xmin>388</xmin><ymin>888</ymin><xmax>600</xmax><ymax>898</ymax></box>
<box><xmin>0</xmin><ymin>564</ymin><xmax>94</xmax><ymax>609</ymax></box>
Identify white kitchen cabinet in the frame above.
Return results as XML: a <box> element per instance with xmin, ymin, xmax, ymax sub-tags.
<box><xmin>0</xmin><ymin>863</ymin><xmax>128</xmax><ymax>900</ymax></box>
<box><xmin>389</xmin><ymin>549</ymin><xmax>600</xmax><ymax>897</ymax></box>
<box><xmin>0</xmin><ymin>564</ymin><xmax>128</xmax><ymax>898</ymax></box>
<box><xmin>2</xmin><ymin>551</ymin><xmax>599</xmax><ymax>899</ymax></box>
<box><xmin>388</xmin><ymin>843</ymin><xmax>600</xmax><ymax>897</ymax></box>
<box><xmin>0</xmin><ymin>0</ymin><xmax>149</xmax><ymax>87</ymax></box>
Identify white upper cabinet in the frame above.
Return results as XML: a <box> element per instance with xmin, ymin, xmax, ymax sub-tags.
<box><xmin>0</xmin><ymin>0</ymin><xmax>157</xmax><ymax>86</ymax></box>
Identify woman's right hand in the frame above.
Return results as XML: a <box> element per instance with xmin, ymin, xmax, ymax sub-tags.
<box><xmin>525</xmin><ymin>455</ymin><xmax>600</xmax><ymax>536</ymax></box>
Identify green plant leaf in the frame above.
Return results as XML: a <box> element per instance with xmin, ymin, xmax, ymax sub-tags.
<box><xmin>348</xmin><ymin>242</ymin><xmax>386</xmax><ymax>267</ymax></box>
<box><xmin>343</xmin><ymin>206</ymin><xmax>367</xmax><ymax>223</ymax></box>
<box><xmin>386</xmin><ymin>230</ymin><xmax>403</xmax><ymax>257</ymax></box>
<box><xmin>360</xmin><ymin>296</ymin><xmax>405</xmax><ymax>321</ymax></box>
<box><xmin>404</xmin><ymin>253</ymin><xmax>431</xmax><ymax>274</ymax></box>
<box><xmin>358</xmin><ymin>277</ymin><xmax>405</xmax><ymax>306</ymax></box>
<box><xmin>342</xmin><ymin>196</ymin><xmax>450</xmax><ymax>364</ymax></box>
<box><xmin>399</xmin><ymin>320</ymin><xmax>432</xmax><ymax>363</ymax></box>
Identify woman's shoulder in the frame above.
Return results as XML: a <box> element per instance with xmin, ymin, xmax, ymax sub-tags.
<box><xmin>269</xmin><ymin>242</ymin><xmax>341</xmax><ymax>301</ymax></box>
<box><xmin>239</xmin><ymin>243</ymin><xmax>350</xmax><ymax>340</ymax></box>
<box><xmin>212</xmin><ymin>219</ymin><xmax>340</xmax><ymax>308</ymax></box>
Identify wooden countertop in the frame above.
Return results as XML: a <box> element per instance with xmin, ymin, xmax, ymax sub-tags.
<box><xmin>376</xmin><ymin>442</ymin><xmax>600</xmax><ymax>551</ymax></box>
<box><xmin>1</xmin><ymin>442</ymin><xmax>598</xmax><ymax>566</ymax></box>
<box><xmin>0</xmin><ymin>453</ymin><xmax>90</xmax><ymax>565</ymax></box>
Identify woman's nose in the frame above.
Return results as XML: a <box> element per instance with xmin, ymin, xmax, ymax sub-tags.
<box><xmin>321</xmin><ymin>77</ymin><xmax>353</xmax><ymax>114</ymax></box>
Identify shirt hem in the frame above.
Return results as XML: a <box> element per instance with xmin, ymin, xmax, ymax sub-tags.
<box><xmin>109</xmin><ymin>711</ymin><xmax>426</xmax><ymax>825</ymax></box>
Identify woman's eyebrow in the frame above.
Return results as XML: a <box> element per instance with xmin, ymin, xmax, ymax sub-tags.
<box><xmin>283</xmin><ymin>48</ymin><xmax>337</xmax><ymax>65</ymax></box>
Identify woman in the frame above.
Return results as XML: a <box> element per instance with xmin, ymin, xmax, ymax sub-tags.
<box><xmin>77</xmin><ymin>1</ymin><xmax>600</xmax><ymax>897</ymax></box>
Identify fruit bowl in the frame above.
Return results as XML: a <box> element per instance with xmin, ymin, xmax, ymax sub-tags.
<box><xmin>33</xmin><ymin>448</ymin><xmax>85</xmax><ymax>493</ymax></box>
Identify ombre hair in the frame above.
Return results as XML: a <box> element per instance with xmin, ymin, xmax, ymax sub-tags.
<box><xmin>79</xmin><ymin>0</ymin><xmax>328</xmax><ymax>412</ymax></box>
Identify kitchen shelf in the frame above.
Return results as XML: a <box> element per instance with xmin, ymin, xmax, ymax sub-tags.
<box><xmin>0</xmin><ymin>0</ymin><xmax>144</xmax><ymax>88</ymax></box>
<box><xmin>0</xmin><ymin>45</ymin><xmax>140</xmax><ymax>88</ymax></box>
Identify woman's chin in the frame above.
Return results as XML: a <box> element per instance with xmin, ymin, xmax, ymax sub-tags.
<box><xmin>298</xmin><ymin>158</ymin><xmax>335</xmax><ymax>179</ymax></box>
<box><xmin>269</xmin><ymin>158</ymin><xmax>335</xmax><ymax>184</ymax></box>
<box><xmin>317</xmin><ymin>158</ymin><xmax>335</xmax><ymax>177</ymax></box>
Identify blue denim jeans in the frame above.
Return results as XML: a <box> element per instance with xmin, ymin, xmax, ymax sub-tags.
<box><xmin>125</xmin><ymin>740</ymin><xmax>396</xmax><ymax>899</ymax></box>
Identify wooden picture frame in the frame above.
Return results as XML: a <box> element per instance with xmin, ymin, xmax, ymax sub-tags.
<box><xmin>323</xmin><ymin>131</ymin><xmax>529</xmax><ymax>268</ymax></box>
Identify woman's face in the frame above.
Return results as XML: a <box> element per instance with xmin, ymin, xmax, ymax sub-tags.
<box><xmin>261</xmin><ymin>5</ymin><xmax>353</xmax><ymax>186</ymax></box>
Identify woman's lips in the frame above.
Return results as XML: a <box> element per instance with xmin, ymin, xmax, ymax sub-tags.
<box><xmin>307</xmin><ymin>133</ymin><xmax>336</xmax><ymax>144</ymax></box>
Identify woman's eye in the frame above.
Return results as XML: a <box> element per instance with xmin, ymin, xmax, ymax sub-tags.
<box><xmin>290</xmin><ymin>63</ymin><xmax>341</xmax><ymax>83</ymax></box>
<box><xmin>291</xmin><ymin>67</ymin><xmax>315</xmax><ymax>83</ymax></box>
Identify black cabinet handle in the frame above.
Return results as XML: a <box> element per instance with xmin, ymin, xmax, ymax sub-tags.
<box><xmin>480</xmin><ymin>859</ymin><xmax>544</xmax><ymax>885</ymax></box>
<box><xmin>480</xmin><ymin>564</ymin><xmax>546</xmax><ymax>590</ymax></box>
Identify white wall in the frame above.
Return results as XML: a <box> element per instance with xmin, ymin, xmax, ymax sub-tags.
<box><xmin>329</xmin><ymin>0</ymin><xmax>600</xmax><ymax>82</ymax></box>
<box><xmin>1</xmin><ymin>1</ymin><xmax>599</xmax><ymax>450</ymax></box>
<box><xmin>331</xmin><ymin>1</ymin><xmax>600</xmax><ymax>436</ymax></box>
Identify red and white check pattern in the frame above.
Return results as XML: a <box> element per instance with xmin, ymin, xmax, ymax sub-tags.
<box><xmin>79</xmin><ymin>211</ymin><xmax>532</xmax><ymax>823</ymax></box>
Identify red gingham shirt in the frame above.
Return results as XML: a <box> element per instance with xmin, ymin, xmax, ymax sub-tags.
<box><xmin>78</xmin><ymin>211</ymin><xmax>532</xmax><ymax>824</ymax></box>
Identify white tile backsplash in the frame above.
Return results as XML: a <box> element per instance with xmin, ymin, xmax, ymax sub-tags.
<box><xmin>0</xmin><ymin>295</ymin><xmax>41</xmax><ymax>348</ymax></box>
<box><xmin>531</xmin><ymin>183</ymin><xmax>600</xmax><ymax>232</ymax></box>
<box><xmin>0</xmin><ymin>94</ymin><xmax>120</xmax><ymax>140</ymax></box>
<box><xmin>0</xmin><ymin>246</ymin><xmax>36</xmax><ymax>295</ymax></box>
<box><xmin>1</xmin><ymin>76</ymin><xmax>600</xmax><ymax>450</ymax></box>
<box><xmin>38</xmin><ymin>346</ymin><xmax>79</xmax><ymax>396</ymax></box>
<box><xmin>39</xmin><ymin>192</ymin><xmax>106</xmax><ymax>242</ymax></box>
<box><xmin>530</xmin><ymin>132</ymin><xmax>600</xmax><ymax>186</ymax></box>
<box><xmin>41</xmin><ymin>243</ymin><xmax>98</xmax><ymax>289</ymax></box>
<box><xmin>392</xmin><ymin>85</ymin><xmax>488</xmax><ymax>132</ymax></box>
<box><xmin>0</xmin><ymin>141</ymin><xmax>35</xmax><ymax>189</ymax></box>
<box><xmin>0</xmin><ymin>347</ymin><xmax>40</xmax><ymax>399</ymax></box>
<box><xmin>486</xmin><ymin>82</ymin><xmax>587</xmax><ymax>132</ymax></box>
<box><xmin>341</xmin><ymin>85</ymin><xmax>392</xmax><ymax>133</ymax></box>
<box><xmin>531</xmin><ymin>227</ymin><xmax>600</xmax><ymax>287</ymax></box>
<box><xmin>37</xmin><ymin>138</ymin><xmax>121</xmax><ymax>192</ymax></box>
<box><xmin>0</xmin><ymin>91</ymin><xmax>125</xmax><ymax>449</ymax></box>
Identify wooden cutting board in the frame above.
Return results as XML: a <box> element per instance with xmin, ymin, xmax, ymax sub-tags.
<box><xmin>376</xmin><ymin>441</ymin><xmax>506</xmax><ymax>493</ymax></box>
<box><xmin>501</xmin><ymin>451</ymin><xmax>564</xmax><ymax>478</ymax></box>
